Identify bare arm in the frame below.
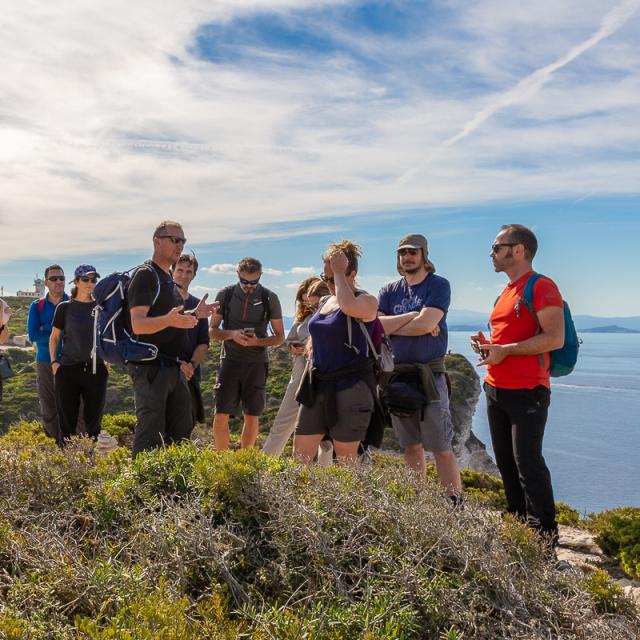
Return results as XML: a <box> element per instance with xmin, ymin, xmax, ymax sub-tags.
<box><xmin>242</xmin><ymin>318</ymin><xmax>286</xmax><ymax>348</ymax></box>
<box><xmin>334</xmin><ymin>274</ymin><xmax>378</xmax><ymax>322</ymax></box>
<box><xmin>180</xmin><ymin>342</ymin><xmax>210</xmax><ymax>381</ymax></box>
<box><xmin>130</xmin><ymin>304</ymin><xmax>196</xmax><ymax>335</ymax></box>
<box><xmin>189</xmin><ymin>343</ymin><xmax>209</xmax><ymax>367</ymax></box>
<box><xmin>478</xmin><ymin>305</ymin><xmax>565</xmax><ymax>366</ymax></box>
<box><xmin>209</xmin><ymin>312</ymin><xmax>253</xmax><ymax>347</ymax></box>
<box><xmin>379</xmin><ymin>311</ymin><xmax>419</xmax><ymax>335</ymax></box>
<box><xmin>394</xmin><ymin>307</ymin><xmax>444</xmax><ymax>336</ymax></box>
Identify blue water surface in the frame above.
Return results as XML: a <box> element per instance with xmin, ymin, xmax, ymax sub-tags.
<box><xmin>448</xmin><ymin>332</ymin><xmax>640</xmax><ymax>514</ymax></box>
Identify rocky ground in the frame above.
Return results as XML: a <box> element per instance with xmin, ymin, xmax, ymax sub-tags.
<box><xmin>558</xmin><ymin>525</ymin><xmax>640</xmax><ymax>606</ymax></box>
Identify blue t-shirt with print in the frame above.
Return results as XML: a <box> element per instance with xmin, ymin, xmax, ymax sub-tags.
<box><xmin>378</xmin><ymin>274</ymin><xmax>450</xmax><ymax>364</ymax></box>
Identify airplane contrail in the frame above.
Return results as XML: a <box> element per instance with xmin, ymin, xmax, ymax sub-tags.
<box><xmin>442</xmin><ymin>0</ymin><xmax>640</xmax><ymax>147</ymax></box>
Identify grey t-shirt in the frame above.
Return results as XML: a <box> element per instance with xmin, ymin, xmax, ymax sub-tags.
<box><xmin>215</xmin><ymin>284</ymin><xmax>282</xmax><ymax>363</ymax></box>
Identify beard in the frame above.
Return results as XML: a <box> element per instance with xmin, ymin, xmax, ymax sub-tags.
<box><xmin>402</xmin><ymin>264</ymin><xmax>422</xmax><ymax>274</ymax></box>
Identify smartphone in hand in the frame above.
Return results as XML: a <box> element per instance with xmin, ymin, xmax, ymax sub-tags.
<box><xmin>242</xmin><ymin>328</ymin><xmax>256</xmax><ymax>338</ymax></box>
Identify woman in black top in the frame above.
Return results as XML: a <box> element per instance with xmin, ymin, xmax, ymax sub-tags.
<box><xmin>49</xmin><ymin>265</ymin><xmax>107</xmax><ymax>441</ymax></box>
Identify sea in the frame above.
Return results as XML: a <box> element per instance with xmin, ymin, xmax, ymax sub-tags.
<box><xmin>447</xmin><ymin>332</ymin><xmax>640</xmax><ymax>515</ymax></box>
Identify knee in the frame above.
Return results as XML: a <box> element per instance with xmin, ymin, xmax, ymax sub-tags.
<box><xmin>433</xmin><ymin>449</ymin><xmax>455</xmax><ymax>463</ymax></box>
<box><xmin>404</xmin><ymin>443</ymin><xmax>424</xmax><ymax>457</ymax></box>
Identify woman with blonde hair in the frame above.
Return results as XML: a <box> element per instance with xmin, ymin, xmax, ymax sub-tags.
<box><xmin>293</xmin><ymin>241</ymin><xmax>379</xmax><ymax>465</ymax></box>
<box><xmin>262</xmin><ymin>276</ymin><xmax>330</xmax><ymax>457</ymax></box>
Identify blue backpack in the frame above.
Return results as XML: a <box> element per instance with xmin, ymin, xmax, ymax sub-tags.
<box><xmin>90</xmin><ymin>265</ymin><xmax>162</xmax><ymax>372</ymax></box>
<box><xmin>520</xmin><ymin>273</ymin><xmax>580</xmax><ymax>377</ymax></box>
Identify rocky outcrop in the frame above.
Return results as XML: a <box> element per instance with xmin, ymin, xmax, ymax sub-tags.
<box><xmin>443</xmin><ymin>352</ymin><xmax>498</xmax><ymax>475</ymax></box>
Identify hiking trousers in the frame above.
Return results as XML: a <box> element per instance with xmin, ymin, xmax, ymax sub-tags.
<box><xmin>129</xmin><ymin>363</ymin><xmax>192</xmax><ymax>457</ymax></box>
<box><xmin>55</xmin><ymin>362</ymin><xmax>108</xmax><ymax>440</ymax></box>
<box><xmin>484</xmin><ymin>382</ymin><xmax>557</xmax><ymax>540</ymax></box>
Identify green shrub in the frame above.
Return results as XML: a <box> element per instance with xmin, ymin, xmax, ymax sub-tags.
<box><xmin>581</xmin><ymin>569</ymin><xmax>635</xmax><ymax>615</ymax></box>
<box><xmin>586</xmin><ymin>507</ymin><xmax>640</xmax><ymax>579</ymax></box>
<box><xmin>555</xmin><ymin>502</ymin><xmax>581</xmax><ymax>527</ymax></box>
<box><xmin>101</xmin><ymin>412</ymin><xmax>136</xmax><ymax>441</ymax></box>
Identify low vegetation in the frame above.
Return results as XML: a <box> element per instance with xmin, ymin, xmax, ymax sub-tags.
<box><xmin>0</xmin><ymin>420</ymin><xmax>637</xmax><ymax>639</ymax></box>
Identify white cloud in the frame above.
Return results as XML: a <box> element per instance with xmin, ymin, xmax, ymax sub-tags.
<box><xmin>285</xmin><ymin>282</ymin><xmax>300</xmax><ymax>288</ymax></box>
<box><xmin>443</xmin><ymin>0</ymin><xmax>640</xmax><ymax>147</ymax></box>
<box><xmin>190</xmin><ymin>285</ymin><xmax>218</xmax><ymax>294</ymax></box>
<box><xmin>203</xmin><ymin>263</ymin><xmax>237</xmax><ymax>274</ymax></box>
<box><xmin>0</xmin><ymin>0</ymin><xmax>639</xmax><ymax>262</ymax></box>
<box><xmin>262</xmin><ymin>267</ymin><xmax>284</xmax><ymax>276</ymax></box>
<box><xmin>290</xmin><ymin>266</ymin><xmax>316</xmax><ymax>274</ymax></box>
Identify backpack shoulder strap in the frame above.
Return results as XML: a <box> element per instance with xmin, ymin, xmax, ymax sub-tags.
<box><xmin>357</xmin><ymin>319</ymin><xmax>377</xmax><ymax>358</ymax></box>
<box><xmin>221</xmin><ymin>285</ymin><xmax>235</xmax><ymax>328</ymax></box>
<box><xmin>260</xmin><ymin>287</ymin><xmax>271</xmax><ymax>321</ymax></box>
<box><xmin>520</xmin><ymin>273</ymin><xmax>544</xmax><ymax>331</ymax></box>
<box><xmin>129</xmin><ymin>263</ymin><xmax>161</xmax><ymax>306</ymax></box>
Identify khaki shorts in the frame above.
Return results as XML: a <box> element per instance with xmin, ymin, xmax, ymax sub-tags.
<box><xmin>295</xmin><ymin>380</ymin><xmax>373</xmax><ymax>443</ymax></box>
<box><xmin>391</xmin><ymin>373</ymin><xmax>453</xmax><ymax>452</ymax></box>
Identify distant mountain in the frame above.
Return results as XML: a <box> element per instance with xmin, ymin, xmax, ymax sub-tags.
<box><xmin>580</xmin><ymin>325</ymin><xmax>640</xmax><ymax>334</ymax></box>
<box><xmin>572</xmin><ymin>315</ymin><xmax>640</xmax><ymax>331</ymax></box>
<box><xmin>285</xmin><ymin>310</ymin><xmax>640</xmax><ymax>333</ymax></box>
<box><xmin>446</xmin><ymin>310</ymin><xmax>640</xmax><ymax>333</ymax></box>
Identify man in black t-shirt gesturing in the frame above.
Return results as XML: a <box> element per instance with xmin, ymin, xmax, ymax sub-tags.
<box><xmin>127</xmin><ymin>221</ymin><xmax>217</xmax><ymax>456</ymax></box>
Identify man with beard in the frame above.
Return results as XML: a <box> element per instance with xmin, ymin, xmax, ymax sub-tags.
<box><xmin>471</xmin><ymin>224</ymin><xmax>564</xmax><ymax>548</ymax></box>
<box><xmin>378</xmin><ymin>234</ymin><xmax>462</xmax><ymax>502</ymax></box>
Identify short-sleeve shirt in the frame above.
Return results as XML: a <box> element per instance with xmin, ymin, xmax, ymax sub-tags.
<box><xmin>126</xmin><ymin>261</ymin><xmax>186</xmax><ymax>359</ymax></box>
<box><xmin>485</xmin><ymin>271</ymin><xmax>563</xmax><ymax>390</ymax></box>
<box><xmin>181</xmin><ymin>293</ymin><xmax>210</xmax><ymax>363</ymax></box>
<box><xmin>214</xmin><ymin>284</ymin><xmax>282</xmax><ymax>363</ymax></box>
<box><xmin>378</xmin><ymin>274</ymin><xmax>450</xmax><ymax>364</ymax></box>
<box><xmin>53</xmin><ymin>299</ymin><xmax>98</xmax><ymax>366</ymax></box>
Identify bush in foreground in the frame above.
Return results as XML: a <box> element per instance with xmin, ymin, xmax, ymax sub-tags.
<box><xmin>0</xmin><ymin>420</ymin><xmax>637</xmax><ymax>639</ymax></box>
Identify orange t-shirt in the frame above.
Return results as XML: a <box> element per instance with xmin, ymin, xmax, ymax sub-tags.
<box><xmin>485</xmin><ymin>271</ymin><xmax>563</xmax><ymax>390</ymax></box>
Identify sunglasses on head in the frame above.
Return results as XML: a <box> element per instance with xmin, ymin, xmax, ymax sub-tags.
<box><xmin>79</xmin><ymin>276</ymin><xmax>98</xmax><ymax>283</ymax></box>
<box><xmin>397</xmin><ymin>248</ymin><xmax>419</xmax><ymax>256</ymax></box>
<box><xmin>320</xmin><ymin>274</ymin><xmax>335</xmax><ymax>284</ymax></box>
<box><xmin>47</xmin><ymin>276</ymin><xmax>65</xmax><ymax>282</ymax></box>
<box><xmin>156</xmin><ymin>235</ymin><xmax>187</xmax><ymax>245</ymax></box>
<box><xmin>239</xmin><ymin>276</ymin><xmax>260</xmax><ymax>285</ymax></box>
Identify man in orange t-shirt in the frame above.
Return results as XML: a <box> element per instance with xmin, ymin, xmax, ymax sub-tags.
<box><xmin>471</xmin><ymin>224</ymin><xmax>565</xmax><ymax>548</ymax></box>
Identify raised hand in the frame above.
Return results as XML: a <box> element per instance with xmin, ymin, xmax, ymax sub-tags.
<box><xmin>167</xmin><ymin>306</ymin><xmax>198</xmax><ymax>329</ymax></box>
<box><xmin>329</xmin><ymin>250</ymin><xmax>349</xmax><ymax>275</ymax></box>
<box><xmin>193</xmin><ymin>293</ymin><xmax>219</xmax><ymax>320</ymax></box>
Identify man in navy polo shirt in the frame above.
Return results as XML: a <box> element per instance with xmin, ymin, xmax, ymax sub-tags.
<box><xmin>173</xmin><ymin>253</ymin><xmax>210</xmax><ymax>431</ymax></box>
<box><xmin>378</xmin><ymin>234</ymin><xmax>462</xmax><ymax>501</ymax></box>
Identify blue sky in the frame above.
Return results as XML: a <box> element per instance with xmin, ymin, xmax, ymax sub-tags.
<box><xmin>1</xmin><ymin>0</ymin><xmax>639</xmax><ymax>316</ymax></box>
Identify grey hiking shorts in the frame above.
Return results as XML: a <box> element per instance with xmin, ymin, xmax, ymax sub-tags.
<box><xmin>392</xmin><ymin>373</ymin><xmax>453</xmax><ymax>452</ymax></box>
<box><xmin>295</xmin><ymin>380</ymin><xmax>373</xmax><ymax>443</ymax></box>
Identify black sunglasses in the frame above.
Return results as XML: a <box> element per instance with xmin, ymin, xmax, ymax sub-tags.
<box><xmin>79</xmin><ymin>276</ymin><xmax>98</xmax><ymax>283</ymax></box>
<box><xmin>491</xmin><ymin>243</ymin><xmax>517</xmax><ymax>253</ymax></box>
<box><xmin>239</xmin><ymin>276</ymin><xmax>261</xmax><ymax>285</ymax></box>
<box><xmin>397</xmin><ymin>248</ymin><xmax>419</xmax><ymax>256</ymax></box>
<box><xmin>47</xmin><ymin>276</ymin><xmax>65</xmax><ymax>282</ymax></box>
<box><xmin>156</xmin><ymin>235</ymin><xmax>187</xmax><ymax>245</ymax></box>
<box><xmin>320</xmin><ymin>274</ymin><xmax>335</xmax><ymax>284</ymax></box>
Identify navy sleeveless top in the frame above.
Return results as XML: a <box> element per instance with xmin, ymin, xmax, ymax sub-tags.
<box><xmin>308</xmin><ymin>306</ymin><xmax>373</xmax><ymax>391</ymax></box>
